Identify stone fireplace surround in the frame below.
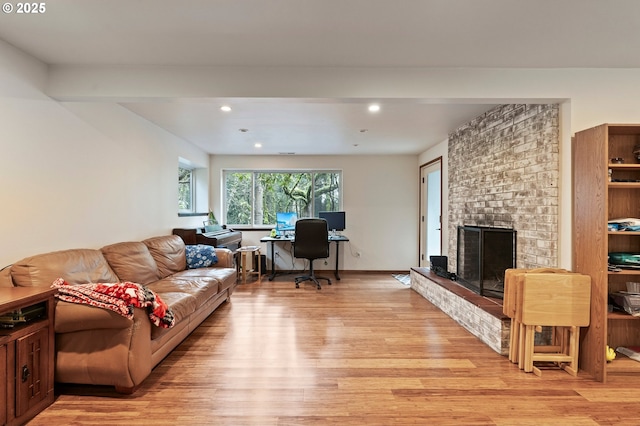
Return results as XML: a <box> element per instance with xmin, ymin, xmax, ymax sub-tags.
<box><xmin>411</xmin><ymin>268</ymin><xmax>509</xmax><ymax>355</ymax></box>
<box><xmin>411</xmin><ymin>104</ymin><xmax>559</xmax><ymax>354</ymax></box>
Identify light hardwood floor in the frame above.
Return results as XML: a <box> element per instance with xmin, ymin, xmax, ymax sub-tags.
<box><xmin>27</xmin><ymin>273</ymin><xmax>640</xmax><ymax>425</ymax></box>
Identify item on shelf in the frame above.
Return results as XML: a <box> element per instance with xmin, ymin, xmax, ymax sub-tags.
<box><xmin>0</xmin><ymin>303</ymin><xmax>46</xmax><ymax>326</ymax></box>
<box><xmin>606</xmin><ymin>345</ymin><xmax>617</xmax><ymax>362</ymax></box>
<box><xmin>608</xmin><ymin>252</ymin><xmax>640</xmax><ymax>268</ymax></box>
<box><xmin>611</xmin><ymin>157</ymin><xmax>624</xmax><ymax>164</ymax></box>
<box><xmin>607</xmin><ymin>218</ymin><xmax>640</xmax><ymax>231</ymax></box>
<box><xmin>627</xmin><ymin>282</ymin><xmax>640</xmax><ymax>293</ymax></box>
<box><xmin>611</xmin><ymin>292</ymin><xmax>640</xmax><ymax>316</ymax></box>
<box><xmin>634</xmin><ymin>144</ymin><xmax>640</xmax><ymax>162</ymax></box>
<box><xmin>616</xmin><ymin>346</ymin><xmax>640</xmax><ymax>362</ymax></box>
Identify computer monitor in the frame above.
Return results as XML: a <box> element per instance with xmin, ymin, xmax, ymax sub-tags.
<box><xmin>276</xmin><ymin>212</ymin><xmax>298</xmax><ymax>234</ymax></box>
<box><xmin>318</xmin><ymin>211</ymin><xmax>346</xmax><ymax>232</ymax></box>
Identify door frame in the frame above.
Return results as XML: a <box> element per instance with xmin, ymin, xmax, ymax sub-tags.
<box><xmin>419</xmin><ymin>157</ymin><xmax>443</xmax><ymax>267</ymax></box>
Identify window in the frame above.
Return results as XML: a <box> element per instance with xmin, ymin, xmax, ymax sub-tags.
<box><xmin>178</xmin><ymin>158</ymin><xmax>208</xmax><ymax>217</ymax></box>
<box><xmin>178</xmin><ymin>166</ymin><xmax>194</xmax><ymax>213</ymax></box>
<box><xmin>224</xmin><ymin>170</ymin><xmax>342</xmax><ymax>227</ymax></box>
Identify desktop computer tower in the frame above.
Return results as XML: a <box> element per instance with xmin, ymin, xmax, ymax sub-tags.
<box><xmin>255</xmin><ymin>253</ymin><xmax>267</xmax><ymax>273</ymax></box>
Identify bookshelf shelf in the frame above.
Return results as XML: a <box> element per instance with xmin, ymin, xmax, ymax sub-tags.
<box><xmin>607</xmin><ymin>355</ymin><xmax>640</xmax><ymax>374</ymax></box>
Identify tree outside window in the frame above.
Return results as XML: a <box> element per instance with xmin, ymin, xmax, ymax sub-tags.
<box><xmin>224</xmin><ymin>170</ymin><xmax>341</xmax><ymax>226</ymax></box>
<box><xmin>178</xmin><ymin>166</ymin><xmax>194</xmax><ymax>212</ymax></box>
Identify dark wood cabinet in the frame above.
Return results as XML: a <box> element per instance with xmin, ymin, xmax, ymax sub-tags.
<box><xmin>0</xmin><ymin>287</ymin><xmax>56</xmax><ymax>425</ymax></box>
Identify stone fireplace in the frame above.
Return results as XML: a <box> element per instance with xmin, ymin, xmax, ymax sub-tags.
<box><xmin>456</xmin><ymin>225</ymin><xmax>516</xmax><ymax>298</ymax></box>
<box><xmin>410</xmin><ymin>104</ymin><xmax>560</xmax><ymax>354</ymax></box>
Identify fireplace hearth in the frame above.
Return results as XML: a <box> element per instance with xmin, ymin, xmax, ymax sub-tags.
<box><xmin>456</xmin><ymin>225</ymin><xmax>516</xmax><ymax>298</ymax></box>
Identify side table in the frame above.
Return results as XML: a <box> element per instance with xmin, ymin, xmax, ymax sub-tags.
<box><xmin>237</xmin><ymin>246</ymin><xmax>262</xmax><ymax>284</ymax></box>
<box><xmin>0</xmin><ymin>287</ymin><xmax>56</xmax><ymax>426</ymax></box>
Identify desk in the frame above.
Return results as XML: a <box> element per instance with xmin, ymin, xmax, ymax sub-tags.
<box><xmin>260</xmin><ymin>235</ymin><xmax>349</xmax><ymax>281</ymax></box>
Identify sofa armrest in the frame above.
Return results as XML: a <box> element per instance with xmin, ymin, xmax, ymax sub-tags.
<box><xmin>214</xmin><ymin>248</ymin><xmax>235</xmax><ymax>268</ymax></box>
<box><xmin>55</xmin><ymin>306</ymin><xmax>152</xmax><ymax>391</ymax></box>
<box><xmin>0</xmin><ymin>266</ymin><xmax>13</xmax><ymax>287</ymax></box>
<box><xmin>55</xmin><ymin>300</ymin><xmax>133</xmax><ymax>333</ymax></box>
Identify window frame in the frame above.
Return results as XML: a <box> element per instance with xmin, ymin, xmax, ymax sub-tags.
<box><xmin>222</xmin><ymin>169</ymin><xmax>343</xmax><ymax>229</ymax></box>
<box><xmin>178</xmin><ymin>165</ymin><xmax>195</xmax><ymax>214</ymax></box>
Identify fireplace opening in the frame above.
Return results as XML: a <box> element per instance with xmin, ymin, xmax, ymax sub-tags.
<box><xmin>456</xmin><ymin>225</ymin><xmax>516</xmax><ymax>298</ymax></box>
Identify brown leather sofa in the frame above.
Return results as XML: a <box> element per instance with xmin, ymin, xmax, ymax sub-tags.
<box><xmin>0</xmin><ymin>235</ymin><xmax>237</xmax><ymax>393</ymax></box>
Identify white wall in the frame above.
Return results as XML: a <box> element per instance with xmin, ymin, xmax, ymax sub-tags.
<box><xmin>211</xmin><ymin>155</ymin><xmax>419</xmax><ymax>271</ymax></box>
<box><xmin>0</xmin><ymin>40</ymin><xmax>210</xmax><ymax>267</ymax></box>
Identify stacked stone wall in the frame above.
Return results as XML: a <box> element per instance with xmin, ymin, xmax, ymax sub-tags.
<box><xmin>448</xmin><ymin>104</ymin><xmax>559</xmax><ymax>271</ymax></box>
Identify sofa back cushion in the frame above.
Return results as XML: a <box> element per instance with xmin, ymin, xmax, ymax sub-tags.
<box><xmin>10</xmin><ymin>249</ymin><xmax>119</xmax><ymax>287</ymax></box>
<box><xmin>0</xmin><ymin>267</ymin><xmax>14</xmax><ymax>287</ymax></box>
<box><xmin>143</xmin><ymin>235</ymin><xmax>187</xmax><ymax>278</ymax></box>
<box><xmin>101</xmin><ymin>241</ymin><xmax>160</xmax><ymax>285</ymax></box>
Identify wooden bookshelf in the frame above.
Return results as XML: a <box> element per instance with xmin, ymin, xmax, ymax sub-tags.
<box><xmin>574</xmin><ymin>123</ymin><xmax>640</xmax><ymax>382</ymax></box>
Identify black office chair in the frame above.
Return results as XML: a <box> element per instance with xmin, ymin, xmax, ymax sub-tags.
<box><xmin>294</xmin><ymin>218</ymin><xmax>332</xmax><ymax>289</ymax></box>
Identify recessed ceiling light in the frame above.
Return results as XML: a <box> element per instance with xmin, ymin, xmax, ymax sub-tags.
<box><xmin>359</xmin><ymin>129</ymin><xmax>368</xmax><ymax>133</ymax></box>
<box><xmin>220</xmin><ymin>105</ymin><xmax>232</xmax><ymax>112</ymax></box>
<box><xmin>368</xmin><ymin>104</ymin><xmax>380</xmax><ymax>113</ymax></box>
<box><xmin>239</xmin><ymin>128</ymin><xmax>248</xmax><ymax>132</ymax></box>
<box><xmin>254</xmin><ymin>143</ymin><xmax>262</xmax><ymax>148</ymax></box>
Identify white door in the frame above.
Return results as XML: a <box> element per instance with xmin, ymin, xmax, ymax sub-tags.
<box><xmin>420</xmin><ymin>159</ymin><xmax>442</xmax><ymax>267</ymax></box>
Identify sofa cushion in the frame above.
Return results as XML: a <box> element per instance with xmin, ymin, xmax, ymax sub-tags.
<box><xmin>147</xmin><ymin>276</ymin><xmax>220</xmax><ymax>304</ymax></box>
<box><xmin>174</xmin><ymin>268</ymin><xmax>237</xmax><ymax>293</ymax></box>
<box><xmin>146</xmin><ymin>291</ymin><xmax>197</xmax><ymax>340</ymax></box>
<box><xmin>146</xmin><ymin>290</ymin><xmax>197</xmax><ymax>323</ymax></box>
<box><xmin>101</xmin><ymin>241</ymin><xmax>160</xmax><ymax>285</ymax></box>
<box><xmin>185</xmin><ymin>244</ymin><xmax>218</xmax><ymax>269</ymax></box>
<box><xmin>10</xmin><ymin>249</ymin><xmax>119</xmax><ymax>287</ymax></box>
<box><xmin>143</xmin><ymin>235</ymin><xmax>187</xmax><ymax>279</ymax></box>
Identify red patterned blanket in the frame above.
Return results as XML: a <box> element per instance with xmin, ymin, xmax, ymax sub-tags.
<box><xmin>51</xmin><ymin>278</ymin><xmax>175</xmax><ymax>328</ymax></box>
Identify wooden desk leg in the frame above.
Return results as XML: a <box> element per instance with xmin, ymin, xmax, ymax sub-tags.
<box><xmin>334</xmin><ymin>241</ymin><xmax>341</xmax><ymax>280</ymax></box>
<box><xmin>268</xmin><ymin>241</ymin><xmax>276</xmax><ymax>281</ymax></box>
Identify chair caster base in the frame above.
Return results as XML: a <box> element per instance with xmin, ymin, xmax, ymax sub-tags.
<box><xmin>295</xmin><ymin>274</ymin><xmax>330</xmax><ymax>290</ymax></box>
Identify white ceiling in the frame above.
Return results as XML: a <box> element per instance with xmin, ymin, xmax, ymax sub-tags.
<box><xmin>2</xmin><ymin>0</ymin><xmax>639</xmax><ymax>155</ymax></box>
